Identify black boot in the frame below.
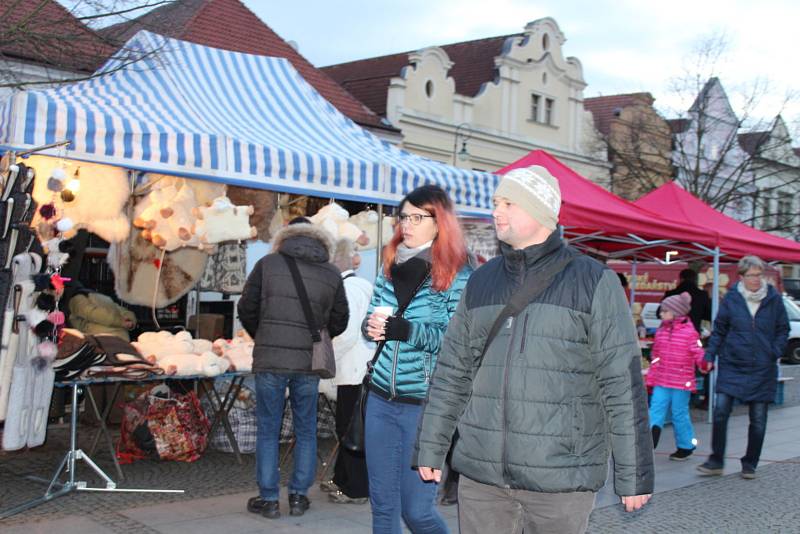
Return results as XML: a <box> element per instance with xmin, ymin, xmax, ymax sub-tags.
<box><xmin>651</xmin><ymin>426</ymin><xmax>661</xmax><ymax>449</ymax></box>
<box><xmin>669</xmin><ymin>448</ymin><xmax>694</xmax><ymax>461</ymax></box>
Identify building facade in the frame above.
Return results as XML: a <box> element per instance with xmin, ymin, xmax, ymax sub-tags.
<box><xmin>323</xmin><ymin>18</ymin><xmax>609</xmax><ymax>182</ymax></box>
<box><xmin>584</xmin><ymin>93</ymin><xmax>672</xmax><ymax>200</ymax></box>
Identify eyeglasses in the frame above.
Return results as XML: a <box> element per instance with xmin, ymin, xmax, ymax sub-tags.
<box><xmin>398</xmin><ymin>213</ymin><xmax>434</xmax><ymax>225</ymax></box>
<box><xmin>742</xmin><ymin>273</ymin><xmax>764</xmax><ymax>279</ymax></box>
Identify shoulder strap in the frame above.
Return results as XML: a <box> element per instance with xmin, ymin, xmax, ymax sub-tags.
<box><xmin>367</xmin><ymin>269</ymin><xmax>430</xmax><ymax>371</ymax></box>
<box><xmin>479</xmin><ymin>252</ymin><xmax>574</xmax><ymax>362</ymax></box>
<box><xmin>282</xmin><ymin>254</ymin><xmax>321</xmax><ymax>342</ymax></box>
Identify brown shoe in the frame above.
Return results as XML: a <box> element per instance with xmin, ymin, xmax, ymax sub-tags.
<box><xmin>328</xmin><ymin>491</ymin><xmax>368</xmax><ymax>505</ymax></box>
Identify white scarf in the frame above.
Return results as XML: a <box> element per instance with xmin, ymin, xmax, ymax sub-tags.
<box><xmin>738</xmin><ymin>280</ymin><xmax>767</xmax><ymax>317</ymax></box>
<box><xmin>395</xmin><ymin>240</ymin><xmax>433</xmax><ymax>264</ymax></box>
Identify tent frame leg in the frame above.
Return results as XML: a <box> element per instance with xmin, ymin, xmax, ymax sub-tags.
<box><xmin>0</xmin><ymin>383</ymin><xmax>184</xmax><ymax>520</ymax></box>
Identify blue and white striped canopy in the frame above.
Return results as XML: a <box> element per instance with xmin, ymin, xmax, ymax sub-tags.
<box><xmin>0</xmin><ymin>31</ymin><xmax>497</xmax><ymax>213</ymax></box>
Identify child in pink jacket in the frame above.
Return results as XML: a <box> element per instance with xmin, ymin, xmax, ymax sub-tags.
<box><xmin>647</xmin><ymin>292</ymin><xmax>712</xmax><ymax>460</ymax></box>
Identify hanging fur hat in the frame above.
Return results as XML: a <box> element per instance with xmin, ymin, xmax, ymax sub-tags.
<box><xmin>58</xmin><ymin>239</ymin><xmax>75</xmax><ymax>254</ymax></box>
<box><xmin>32</xmin><ymin>340</ymin><xmax>58</xmax><ymax>371</ymax></box>
<box><xmin>33</xmin><ymin>273</ymin><xmax>54</xmax><ymax>291</ymax></box>
<box><xmin>34</xmin><ymin>320</ymin><xmax>56</xmax><ymax>339</ymax></box>
<box><xmin>36</xmin><ymin>293</ymin><xmax>56</xmax><ymax>312</ymax></box>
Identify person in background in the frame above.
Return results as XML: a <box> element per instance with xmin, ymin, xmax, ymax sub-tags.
<box><xmin>67</xmin><ymin>282</ymin><xmax>137</xmax><ymax>341</ymax></box>
<box><xmin>647</xmin><ymin>292</ymin><xmax>711</xmax><ymax>461</ymax></box>
<box><xmin>239</xmin><ymin>217</ymin><xmax>349</xmax><ymax>520</ymax></box>
<box><xmin>320</xmin><ymin>239</ymin><xmax>374</xmax><ymax>505</ymax></box>
<box><xmin>662</xmin><ymin>268</ymin><xmax>711</xmax><ymax>334</ymax></box>
<box><xmin>362</xmin><ymin>185</ymin><xmax>472</xmax><ymax>534</ymax></box>
<box><xmin>698</xmin><ymin>255</ymin><xmax>789</xmax><ymax>479</ymax></box>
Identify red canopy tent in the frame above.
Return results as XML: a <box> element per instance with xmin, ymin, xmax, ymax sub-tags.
<box><xmin>635</xmin><ymin>182</ymin><xmax>800</xmax><ymax>263</ymax></box>
<box><xmin>496</xmin><ymin>150</ymin><xmax>719</xmax><ymax>260</ymax></box>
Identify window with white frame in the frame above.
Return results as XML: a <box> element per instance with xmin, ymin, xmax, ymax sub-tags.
<box><xmin>777</xmin><ymin>194</ymin><xmax>793</xmax><ymax>229</ymax></box>
<box><xmin>761</xmin><ymin>196</ymin><xmax>772</xmax><ymax>230</ymax></box>
<box><xmin>531</xmin><ymin>94</ymin><xmax>540</xmax><ymax>121</ymax></box>
<box><xmin>544</xmin><ymin>98</ymin><xmax>555</xmax><ymax>125</ymax></box>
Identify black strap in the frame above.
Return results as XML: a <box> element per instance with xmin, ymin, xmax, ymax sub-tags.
<box><xmin>367</xmin><ymin>268</ymin><xmax>430</xmax><ymax>372</ymax></box>
<box><xmin>479</xmin><ymin>253</ymin><xmax>575</xmax><ymax>362</ymax></box>
<box><xmin>283</xmin><ymin>254</ymin><xmax>321</xmax><ymax>342</ymax></box>
<box><xmin>343</xmin><ymin>272</ymin><xmax>357</xmax><ymax>281</ymax></box>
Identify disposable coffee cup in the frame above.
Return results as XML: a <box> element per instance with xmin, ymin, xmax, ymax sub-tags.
<box><xmin>374</xmin><ymin>306</ymin><xmax>394</xmax><ymax>320</ymax></box>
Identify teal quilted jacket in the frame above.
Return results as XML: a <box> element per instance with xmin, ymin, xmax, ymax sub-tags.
<box><xmin>367</xmin><ymin>265</ymin><xmax>472</xmax><ymax>401</ymax></box>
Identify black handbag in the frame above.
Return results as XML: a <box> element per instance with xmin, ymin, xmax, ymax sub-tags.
<box><xmin>283</xmin><ymin>254</ymin><xmax>336</xmax><ymax>379</ymax></box>
<box><xmin>341</xmin><ymin>272</ymin><xmax>430</xmax><ymax>452</ymax></box>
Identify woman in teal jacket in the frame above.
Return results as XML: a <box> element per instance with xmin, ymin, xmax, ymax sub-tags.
<box><xmin>363</xmin><ymin>185</ymin><xmax>472</xmax><ymax>534</ymax></box>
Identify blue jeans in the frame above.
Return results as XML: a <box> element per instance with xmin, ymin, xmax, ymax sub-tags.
<box><xmin>709</xmin><ymin>391</ymin><xmax>768</xmax><ymax>470</ymax></box>
<box><xmin>255</xmin><ymin>372</ymin><xmax>319</xmax><ymax>500</ymax></box>
<box><xmin>649</xmin><ymin>386</ymin><xmax>695</xmax><ymax>450</ymax></box>
<box><xmin>365</xmin><ymin>392</ymin><xmax>448</xmax><ymax>534</ymax></box>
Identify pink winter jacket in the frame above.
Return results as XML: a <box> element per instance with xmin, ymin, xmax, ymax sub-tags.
<box><xmin>646</xmin><ymin>317</ymin><xmax>708</xmax><ymax>392</ymax></box>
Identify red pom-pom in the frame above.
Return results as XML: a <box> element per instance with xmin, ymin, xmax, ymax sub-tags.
<box><xmin>153</xmin><ymin>259</ymin><xmax>162</xmax><ymax>269</ymax></box>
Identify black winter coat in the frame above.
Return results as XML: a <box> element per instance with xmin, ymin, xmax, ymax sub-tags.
<box><xmin>705</xmin><ymin>283</ymin><xmax>789</xmax><ymax>402</ymax></box>
<box><xmin>238</xmin><ymin>224</ymin><xmax>349</xmax><ymax>375</ymax></box>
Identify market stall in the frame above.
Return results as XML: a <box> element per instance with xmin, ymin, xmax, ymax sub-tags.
<box><xmin>0</xmin><ymin>31</ymin><xmax>501</xmax><ymax>517</ymax></box>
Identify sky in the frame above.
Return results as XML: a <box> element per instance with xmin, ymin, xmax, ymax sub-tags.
<box><xmin>246</xmin><ymin>0</ymin><xmax>799</xmax><ymax>136</ymax></box>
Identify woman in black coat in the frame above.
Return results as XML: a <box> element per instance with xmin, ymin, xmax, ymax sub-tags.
<box><xmin>697</xmin><ymin>255</ymin><xmax>789</xmax><ymax>479</ymax></box>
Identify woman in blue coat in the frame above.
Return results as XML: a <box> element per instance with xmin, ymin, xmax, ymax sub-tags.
<box><xmin>697</xmin><ymin>255</ymin><xmax>789</xmax><ymax>479</ymax></box>
<box><xmin>363</xmin><ymin>185</ymin><xmax>472</xmax><ymax>534</ymax></box>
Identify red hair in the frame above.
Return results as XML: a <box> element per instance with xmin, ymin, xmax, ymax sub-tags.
<box><xmin>382</xmin><ymin>185</ymin><xmax>467</xmax><ymax>291</ymax></box>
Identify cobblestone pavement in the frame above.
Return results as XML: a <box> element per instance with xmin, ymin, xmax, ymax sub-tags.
<box><xmin>588</xmin><ymin>457</ymin><xmax>800</xmax><ymax>533</ymax></box>
<box><xmin>0</xmin><ymin>425</ymin><xmax>306</xmax><ymax>531</ymax></box>
<box><xmin>2</xmin><ymin>412</ymin><xmax>800</xmax><ymax>533</ymax></box>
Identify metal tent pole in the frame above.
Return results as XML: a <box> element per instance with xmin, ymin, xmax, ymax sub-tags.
<box><xmin>630</xmin><ymin>258</ymin><xmax>638</xmax><ymax>311</ymax></box>
<box><xmin>708</xmin><ymin>247</ymin><xmax>720</xmax><ymax>424</ymax></box>
<box><xmin>0</xmin><ymin>383</ymin><xmax>184</xmax><ymax>520</ymax></box>
<box><xmin>375</xmin><ymin>204</ymin><xmax>383</xmax><ymax>275</ymax></box>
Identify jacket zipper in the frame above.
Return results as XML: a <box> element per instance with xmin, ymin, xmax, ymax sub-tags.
<box><xmin>390</xmin><ymin>341</ymin><xmax>401</xmax><ymax>398</ymax></box>
<box><xmin>519</xmin><ymin>312</ymin><xmax>529</xmax><ymax>354</ymax></box>
<box><xmin>502</xmin><ymin>315</ymin><xmax>520</xmax><ymax>485</ymax></box>
<box><xmin>423</xmin><ymin>352</ymin><xmax>432</xmax><ymax>383</ymax></box>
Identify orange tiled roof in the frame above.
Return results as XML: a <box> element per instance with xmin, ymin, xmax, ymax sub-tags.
<box><xmin>584</xmin><ymin>93</ymin><xmax>656</xmax><ymax>136</ymax></box>
<box><xmin>101</xmin><ymin>0</ymin><xmax>391</xmax><ymax>131</ymax></box>
<box><xmin>1</xmin><ymin>0</ymin><xmax>113</xmax><ymax>72</ymax></box>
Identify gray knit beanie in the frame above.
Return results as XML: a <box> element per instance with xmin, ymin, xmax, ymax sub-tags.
<box><xmin>494</xmin><ymin>165</ymin><xmax>561</xmax><ymax>230</ymax></box>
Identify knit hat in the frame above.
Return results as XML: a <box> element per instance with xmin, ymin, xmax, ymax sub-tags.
<box><xmin>494</xmin><ymin>165</ymin><xmax>561</xmax><ymax>230</ymax></box>
<box><xmin>661</xmin><ymin>291</ymin><xmax>691</xmax><ymax>317</ymax></box>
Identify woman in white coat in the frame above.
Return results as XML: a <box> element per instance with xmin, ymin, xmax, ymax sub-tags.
<box><xmin>320</xmin><ymin>239</ymin><xmax>374</xmax><ymax>504</ymax></box>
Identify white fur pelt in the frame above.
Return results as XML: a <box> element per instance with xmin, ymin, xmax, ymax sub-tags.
<box><xmin>28</xmin><ymin>156</ymin><xmax>131</xmax><ymax>243</ymax></box>
<box><xmin>107</xmin><ymin>232</ymin><xmax>208</xmax><ymax>308</ymax></box>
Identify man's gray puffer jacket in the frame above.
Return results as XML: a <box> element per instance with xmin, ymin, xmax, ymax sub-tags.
<box><xmin>238</xmin><ymin>223</ymin><xmax>349</xmax><ymax>375</ymax></box>
<box><xmin>415</xmin><ymin>231</ymin><xmax>654</xmax><ymax>497</ymax></box>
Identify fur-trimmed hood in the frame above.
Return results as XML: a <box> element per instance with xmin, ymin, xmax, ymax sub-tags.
<box><xmin>271</xmin><ymin>223</ymin><xmax>336</xmax><ymax>263</ymax></box>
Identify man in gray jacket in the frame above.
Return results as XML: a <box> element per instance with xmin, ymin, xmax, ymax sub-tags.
<box><xmin>415</xmin><ymin>166</ymin><xmax>654</xmax><ymax>534</ymax></box>
<box><xmin>239</xmin><ymin>218</ymin><xmax>349</xmax><ymax>520</ymax></box>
